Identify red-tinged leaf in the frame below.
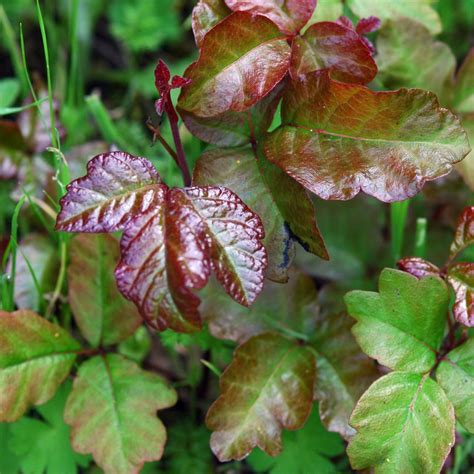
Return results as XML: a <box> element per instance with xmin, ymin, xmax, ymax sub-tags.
<box><xmin>194</xmin><ymin>147</ymin><xmax>326</xmax><ymax>282</ymax></box>
<box><xmin>192</xmin><ymin>0</ymin><xmax>231</xmax><ymax>47</ymax></box>
<box><xmin>154</xmin><ymin>59</ymin><xmax>171</xmax><ymax>93</ymax></box>
<box><xmin>68</xmin><ymin>234</ymin><xmax>142</xmax><ymax>347</ymax></box>
<box><xmin>178</xmin><ymin>12</ymin><xmax>291</xmax><ymax>117</ymax></box>
<box><xmin>336</xmin><ymin>16</ymin><xmax>353</xmax><ymax>30</ymax></box>
<box><xmin>206</xmin><ymin>333</ymin><xmax>316</xmax><ymax>461</ymax></box>
<box><xmin>397</xmin><ymin>257</ymin><xmax>441</xmax><ymax>279</ymax></box>
<box><xmin>356</xmin><ymin>16</ymin><xmax>380</xmax><ymax>34</ymax></box>
<box><xmin>263</xmin><ymin>71</ymin><xmax>470</xmax><ymax>202</ymax></box>
<box><xmin>115</xmin><ymin>184</ymin><xmax>267</xmax><ymax>332</ymax></box>
<box><xmin>0</xmin><ymin>310</ymin><xmax>80</xmax><ymax>421</ymax></box>
<box><xmin>64</xmin><ymin>354</ymin><xmax>177</xmax><ymax>474</ymax></box>
<box><xmin>450</xmin><ymin>206</ymin><xmax>474</xmax><ymax>258</ymax></box>
<box><xmin>224</xmin><ymin>0</ymin><xmax>317</xmax><ymax>35</ymax></box>
<box><xmin>55</xmin><ymin>152</ymin><xmax>161</xmax><ymax>233</ymax></box>
<box><xmin>448</xmin><ymin>263</ymin><xmax>474</xmax><ymax>327</ymax></box>
<box><xmin>290</xmin><ymin>22</ymin><xmax>377</xmax><ymax>83</ymax></box>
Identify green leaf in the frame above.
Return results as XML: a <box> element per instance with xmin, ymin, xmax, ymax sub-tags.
<box><xmin>0</xmin><ymin>78</ymin><xmax>20</xmax><ymax>109</ymax></box>
<box><xmin>345</xmin><ymin>268</ymin><xmax>449</xmax><ymax>372</ymax></box>
<box><xmin>347</xmin><ymin>0</ymin><xmax>442</xmax><ymax>34</ymax></box>
<box><xmin>0</xmin><ymin>310</ymin><xmax>80</xmax><ymax>421</ymax></box>
<box><xmin>64</xmin><ymin>354</ymin><xmax>177</xmax><ymax>473</ymax></box>
<box><xmin>348</xmin><ymin>372</ymin><xmax>455</xmax><ymax>473</ymax></box>
<box><xmin>305</xmin><ymin>0</ymin><xmax>343</xmax><ymax>25</ymax></box>
<box><xmin>193</xmin><ymin>147</ymin><xmax>327</xmax><ymax>282</ymax></box>
<box><xmin>0</xmin><ymin>424</ymin><xmax>21</xmax><ymax>474</ymax></box>
<box><xmin>247</xmin><ymin>407</ymin><xmax>344</xmax><ymax>474</ymax></box>
<box><xmin>68</xmin><ymin>234</ymin><xmax>142</xmax><ymax>347</ymax></box>
<box><xmin>456</xmin><ymin>115</ymin><xmax>474</xmax><ymax>190</ymax></box>
<box><xmin>375</xmin><ymin>18</ymin><xmax>456</xmax><ymax>100</ymax></box>
<box><xmin>8</xmin><ymin>383</ymin><xmax>90</xmax><ymax>474</ymax></box>
<box><xmin>436</xmin><ymin>338</ymin><xmax>474</xmax><ymax>433</ymax></box>
<box><xmin>453</xmin><ymin>48</ymin><xmax>474</xmax><ymax>114</ymax></box>
<box><xmin>118</xmin><ymin>326</ymin><xmax>152</xmax><ymax>364</ymax></box>
<box><xmin>206</xmin><ymin>333</ymin><xmax>316</xmax><ymax>461</ymax></box>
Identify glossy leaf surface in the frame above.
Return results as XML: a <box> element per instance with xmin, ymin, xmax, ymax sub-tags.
<box><xmin>68</xmin><ymin>234</ymin><xmax>142</xmax><ymax>347</ymax></box>
<box><xmin>348</xmin><ymin>372</ymin><xmax>455</xmax><ymax>473</ymax></box>
<box><xmin>397</xmin><ymin>257</ymin><xmax>441</xmax><ymax>279</ymax></box>
<box><xmin>436</xmin><ymin>338</ymin><xmax>474</xmax><ymax>433</ymax></box>
<box><xmin>224</xmin><ymin>0</ymin><xmax>316</xmax><ymax>35</ymax></box>
<box><xmin>192</xmin><ymin>0</ymin><xmax>231</xmax><ymax>47</ymax></box>
<box><xmin>448</xmin><ymin>263</ymin><xmax>474</xmax><ymax>327</ymax></box>
<box><xmin>0</xmin><ymin>310</ymin><xmax>80</xmax><ymax>421</ymax></box>
<box><xmin>64</xmin><ymin>354</ymin><xmax>177</xmax><ymax>474</ymax></box>
<box><xmin>345</xmin><ymin>269</ymin><xmax>449</xmax><ymax>372</ymax></box>
<box><xmin>264</xmin><ymin>71</ymin><xmax>469</xmax><ymax>201</ymax></box>
<box><xmin>193</xmin><ymin>147</ymin><xmax>326</xmax><ymax>282</ymax></box>
<box><xmin>56</xmin><ymin>151</ymin><xmax>161</xmax><ymax>233</ymax></box>
<box><xmin>450</xmin><ymin>206</ymin><xmax>474</xmax><ymax>258</ymax></box>
<box><xmin>456</xmin><ymin>116</ymin><xmax>474</xmax><ymax>190</ymax></box>
<box><xmin>178</xmin><ymin>12</ymin><xmax>291</xmax><ymax>117</ymax></box>
<box><xmin>291</xmin><ymin>22</ymin><xmax>377</xmax><ymax>84</ymax></box>
<box><xmin>206</xmin><ymin>333</ymin><xmax>315</xmax><ymax>461</ymax></box>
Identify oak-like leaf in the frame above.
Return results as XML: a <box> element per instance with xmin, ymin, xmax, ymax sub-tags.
<box><xmin>436</xmin><ymin>337</ymin><xmax>474</xmax><ymax>433</ymax></box>
<box><xmin>397</xmin><ymin>257</ymin><xmax>441</xmax><ymax>279</ymax></box>
<box><xmin>345</xmin><ymin>268</ymin><xmax>449</xmax><ymax>372</ymax></box>
<box><xmin>206</xmin><ymin>333</ymin><xmax>315</xmax><ymax>461</ymax></box>
<box><xmin>178</xmin><ymin>12</ymin><xmax>291</xmax><ymax>117</ymax></box>
<box><xmin>290</xmin><ymin>21</ymin><xmax>377</xmax><ymax>84</ymax></box>
<box><xmin>450</xmin><ymin>206</ymin><xmax>474</xmax><ymax>259</ymax></box>
<box><xmin>192</xmin><ymin>0</ymin><xmax>231</xmax><ymax>47</ymax></box>
<box><xmin>64</xmin><ymin>354</ymin><xmax>177</xmax><ymax>474</ymax></box>
<box><xmin>68</xmin><ymin>234</ymin><xmax>142</xmax><ymax>347</ymax></box>
<box><xmin>224</xmin><ymin>0</ymin><xmax>316</xmax><ymax>35</ymax></box>
<box><xmin>0</xmin><ymin>310</ymin><xmax>80</xmax><ymax>421</ymax></box>
<box><xmin>264</xmin><ymin>71</ymin><xmax>470</xmax><ymax>201</ymax></box>
<box><xmin>447</xmin><ymin>263</ymin><xmax>474</xmax><ymax>327</ymax></box>
<box><xmin>348</xmin><ymin>372</ymin><xmax>455</xmax><ymax>473</ymax></box>
<box><xmin>56</xmin><ymin>151</ymin><xmax>161</xmax><ymax>233</ymax></box>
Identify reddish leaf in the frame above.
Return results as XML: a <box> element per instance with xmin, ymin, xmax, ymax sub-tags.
<box><xmin>56</xmin><ymin>152</ymin><xmax>161</xmax><ymax>233</ymax></box>
<box><xmin>448</xmin><ymin>263</ymin><xmax>474</xmax><ymax>327</ymax></box>
<box><xmin>192</xmin><ymin>0</ymin><xmax>231</xmax><ymax>47</ymax></box>
<box><xmin>336</xmin><ymin>16</ymin><xmax>354</xmax><ymax>30</ymax></box>
<box><xmin>356</xmin><ymin>16</ymin><xmax>381</xmax><ymax>34</ymax></box>
<box><xmin>206</xmin><ymin>333</ymin><xmax>316</xmax><ymax>461</ymax></box>
<box><xmin>224</xmin><ymin>0</ymin><xmax>317</xmax><ymax>35</ymax></box>
<box><xmin>291</xmin><ymin>22</ymin><xmax>377</xmax><ymax>84</ymax></box>
<box><xmin>178</xmin><ymin>12</ymin><xmax>291</xmax><ymax>117</ymax></box>
<box><xmin>264</xmin><ymin>71</ymin><xmax>470</xmax><ymax>202</ymax></box>
<box><xmin>397</xmin><ymin>257</ymin><xmax>441</xmax><ymax>279</ymax></box>
<box><xmin>450</xmin><ymin>206</ymin><xmax>474</xmax><ymax>259</ymax></box>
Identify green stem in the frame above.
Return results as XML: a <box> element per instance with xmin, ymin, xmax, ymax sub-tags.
<box><xmin>414</xmin><ymin>217</ymin><xmax>427</xmax><ymax>258</ymax></box>
<box><xmin>390</xmin><ymin>200</ymin><xmax>410</xmax><ymax>264</ymax></box>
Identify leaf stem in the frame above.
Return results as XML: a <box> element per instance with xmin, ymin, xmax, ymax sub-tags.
<box><xmin>390</xmin><ymin>200</ymin><xmax>410</xmax><ymax>264</ymax></box>
<box><xmin>146</xmin><ymin>118</ymin><xmax>179</xmax><ymax>163</ymax></box>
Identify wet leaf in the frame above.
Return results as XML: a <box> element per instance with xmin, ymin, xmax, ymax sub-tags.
<box><xmin>178</xmin><ymin>12</ymin><xmax>291</xmax><ymax>117</ymax></box>
<box><xmin>348</xmin><ymin>372</ymin><xmax>455</xmax><ymax>473</ymax></box>
<box><xmin>206</xmin><ymin>333</ymin><xmax>315</xmax><ymax>461</ymax></box>
<box><xmin>447</xmin><ymin>263</ymin><xmax>474</xmax><ymax>327</ymax></box>
<box><xmin>0</xmin><ymin>310</ymin><xmax>80</xmax><ymax>421</ymax></box>
<box><xmin>224</xmin><ymin>0</ymin><xmax>316</xmax><ymax>35</ymax></box>
<box><xmin>345</xmin><ymin>268</ymin><xmax>449</xmax><ymax>372</ymax></box>
<box><xmin>436</xmin><ymin>337</ymin><xmax>474</xmax><ymax>433</ymax></box>
<box><xmin>68</xmin><ymin>234</ymin><xmax>142</xmax><ymax>347</ymax></box>
<box><xmin>450</xmin><ymin>206</ymin><xmax>474</xmax><ymax>259</ymax></box>
<box><xmin>64</xmin><ymin>354</ymin><xmax>177</xmax><ymax>474</ymax></box>
<box><xmin>397</xmin><ymin>257</ymin><xmax>441</xmax><ymax>279</ymax></box>
<box><xmin>291</xmin><ymin>21</ymin><xmax>377</xmax><ymax>84</ymax></box>
<box><xmin>264</xmin><ymin>71</ymin><xmax>470</xmax><ymax>201</ymax></box>
<box><xmin>192</xmin><ymin>0</ymin><xmax>231</xmax><ymax>47</ymax></box>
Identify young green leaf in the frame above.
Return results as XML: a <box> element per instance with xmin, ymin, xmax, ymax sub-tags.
<box><xmin>192</xmin><ymin>0</ymin><xmax>231</xmax><ymax>47</ymax></box>
<box><xmin>291</xmin><ymin>21</ymin><xmax>377</xmax><ymax>84</ymax></box>
<box><xmin>68</xmin><ymin>234</ymin><xmax>142</xmax><ymax>347</ymax></box>
<box><xmin>0</xmin><ymin>310</ymin><xmax>80</xmax><ymax>421</ymax></box>
<box><xmin>64</xmin><ymin>354</ymin><xmax>177</xmax><ymax>474</ymax></box>
<box><xmin>436</xmin><ymin>337</ymin><xmax>474</xmax><ymax>433</ymax></box>
<box><xmin>456</xmin><ymin>116</ymin><xmax>474</xmax><ymax>190</ymax></box>
<box><xmin>348</xmin><ymin>372</ymin><xmax>455</xmax><ymax>473</ymax></box>
<box><xmin>453</xmin><ymin>48</ymin><xmax>474</xmax><ymax>114</ymax></box>
<box><xmin>224</xmin><ymin>0</ymin><xmax>316</xmax><ymax>35</ymax></box>
<box><xmin>447</xmin><ymin>263</ymin><xmax>474</xmax><ymax>327</ymax></box>
<box><xmin>206</xmin><ymin>333</ymin><xmax>315</xmax><ymax>461</ymax></box>
<box><xmin>450</xmin><ymin>206</ymin><xmax>474</xmax><ymax>259</ymax></box>
<box><xmin>193</xmin><ymin>147</ymin><xmax>327</xmax><ymax>282</ymax></box>
<box><xmin>397</xmin><ymin>257</ymin><xmax>441</xmax><ymax>279</ymax></box>
<box><xmin>264</xmin><ymin>71</ymin><xmax>470</xmax><ymax>201</ymax></box>
<box><xmin>0</xmin><ymin>424</ymin><xmax>20</xmax><ymax>474</ymax></box>
<box><xmin>345</xmin><ymin>268</ymin><xmax>449</xmax><ymax>372</ymax></box>
<box><xmin>178</xmin><ymin>12</ymin><xmax>291</xmax><ymax>117</ymax></box>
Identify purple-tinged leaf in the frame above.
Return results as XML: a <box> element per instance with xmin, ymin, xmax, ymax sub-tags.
<box><xmin>224</xmin><ymin>0</ymin><xmax>317</xmax><ymax>35</ymax></box>
<box><xmin>397</xmin><ymin>257</ymin><xmax>441</xmax><ymax>279</ymax></box>
<box><xmin>356</xmin><ymin>16</ymin><xmax>380</xmax><ymax>34</ymax></box>
<box><xmin>291</xmin><ymin>22</ymin><xmax>377</xmax><ymax>83</ymax></box>
<box><xmin>448</xmin><ymin>263</ymin><xmax>474</xmax><ymax>327</ymax></box>
<box><xmin>450</xmin><ymin>206</ymin><xmax>474</xmax><ymax>259</ymax></box>
<box><xmin>192</xmin><ymin>0</ymin><xmax>231</xmax><ymax>47</ymax></box>
<box><xmin>56</xmin><ymin>152</ymin><xmax>161</xmax><ymax>233</ymax></box>
<box><xmin>178</xmin><ymin>12</ymin><xmax>291</xmax><ymax>117</ymax></box>
<box><xmin>264</xmin><ymin>71</ymin><xmax>470</xmax><ymax>202</ymax></box>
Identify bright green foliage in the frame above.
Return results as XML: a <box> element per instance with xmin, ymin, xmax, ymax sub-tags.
<box><xmin>345</xmin><ymin>269</ymin><xmax>449</xmax><ymax>372</ymax></box>
<box><xmin>0</xmin><ymin>424</ymin><xmax>20</xmax><ymax>474</ymax></box>
<box><xmin>305</xmin><ymin>0</ymin><xmax>342</xmax><ymax>25</ymax></box>
<box><xmin>64</xmin><ymin>354</ymin><xmax>177</xmax><ymax>474</ymax></box>
<box><xmin>247</xmin><ymin>408</ymin><xmax>344</xmax><ymax>474</ymax></box>
<box><xmin>0</xmin><ymin>310</ymin><xmax>80</xmax><ymax>421</ymax></box>
<box><xmin>436</xmin><ymin>338</ymin><xmax>474</xmax><ymax>433</ymax></box>
<box><xmin>453</xmin><ymin>49</ymin><xmax>474</xmax><ymax>114</ymax></box>
<box><xmin>118</xmin><ymin>326</ymin><xmax>152</xmax><ymax>364</ymax></box>
<box><xmin>8</xmin><ymin>383</ymin><xmax>90</xmax><ymax>474</ymax></box>
<box><xmin>348</xmin><ymin>372</ymin><xmax>455</xmax><ymax>473</ymax></box>
<box><xmin>0</xmin><ymin>78</ymin><xmax>20</xmax><ymax>108</ymax></box>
